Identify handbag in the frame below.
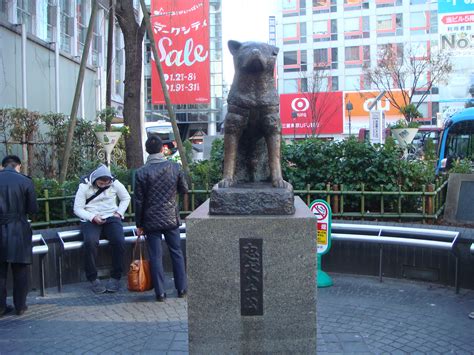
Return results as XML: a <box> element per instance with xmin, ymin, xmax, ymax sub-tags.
<box><xmin>127</xmin><ymin>235</ymin><xmax>153</xmax><ymax>292</ymax></box>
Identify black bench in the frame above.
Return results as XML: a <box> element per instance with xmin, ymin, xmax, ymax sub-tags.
<box><xmin>32</xmin><ymin>233</ymin><xmax>48</xmax><ymax>296</ymax></box>
<box><xmin>331</xmin><ymin>223</ymin><xmax>461</xmax><ymax>291</ymax></box>
<box><xmin>56</xmin><ymin>224</ymin><xmax>186</xmax><ymax>292</ymax></box>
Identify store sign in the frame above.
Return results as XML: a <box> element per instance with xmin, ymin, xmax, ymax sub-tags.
<box><xmin>280</xmin><ymin>92</ymin><xmax>343</xmax><ymax>136</ymax></box>
<box><xmin>343</xmin><ymin>91</ymin><xmax>406</xmax><ymax>133</ymax></box>
<box><xmin>151</xmin><ymin>0</ymin><xmax>210</xmax><ymax>104</ymax></box>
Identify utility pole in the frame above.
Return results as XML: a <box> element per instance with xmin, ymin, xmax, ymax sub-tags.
<box><xmin>59</xmin><ymin>1</ymin><xmax>98</xmax><ymax>184</ymax></box>
<box><xmin>139</xmin><ymin>0</ymin><xmax>191</xmax><ymax>182</ymax></box>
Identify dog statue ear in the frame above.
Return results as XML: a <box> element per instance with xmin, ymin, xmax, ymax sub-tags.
<box><xmin>228</xmin><ymin>40</ymin><xmax>242</xmax><ymax>56</ymax></box>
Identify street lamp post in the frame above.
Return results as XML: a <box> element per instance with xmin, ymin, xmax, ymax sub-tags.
<box><xmin>346</xmin><ymin>100</ymin><xmax>353</xmax><ymax>136</ymax></box>
<box><xmin>292</xmin><ymin>111</ymin><xmax>297</xmax><ymax>141</ymax></box>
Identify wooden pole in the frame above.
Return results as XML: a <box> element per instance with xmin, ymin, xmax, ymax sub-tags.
<box><xmin>59</xmin><ymin>1</ymin><xmax>98</xmax><ymax>184</ymax></box>
<box><xmin>138</xmin><ymin>0</ymin><xmax>191</xmax><ymax>182</ymax></box>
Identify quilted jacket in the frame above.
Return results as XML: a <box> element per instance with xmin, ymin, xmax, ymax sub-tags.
<box><xmin>134</xmin><ymin>154</ymin><xmax>188</xmax><ymax>231</ymax></box>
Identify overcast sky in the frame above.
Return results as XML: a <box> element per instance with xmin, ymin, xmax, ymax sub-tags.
<box><xmin>221</xmin><ymin>0</ymin><xmax>277</xmax><ymax>84</ymax></box>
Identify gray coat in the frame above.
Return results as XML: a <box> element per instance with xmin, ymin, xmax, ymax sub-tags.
<box><xmin>0</xmin><ymin>167</ymin><xmax>38</xmax><ymax>264</ymax></box>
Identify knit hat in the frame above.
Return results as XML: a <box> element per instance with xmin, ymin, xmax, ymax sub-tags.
<box><xmin>89</xmin><ymin>164</ymin><xmax>113</xmax><ymax>185</ymax></box>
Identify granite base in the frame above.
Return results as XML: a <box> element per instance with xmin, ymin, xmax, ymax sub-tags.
<box><xmin>186</xmin><ymin>197</ymin><xmax>317</xmax><ymax>354</ymax></box>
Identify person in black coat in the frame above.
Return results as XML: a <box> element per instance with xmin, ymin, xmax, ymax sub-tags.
<box><xmin>0</xmin><ymin>155</ymin><xmax>38</xmax><ymax>316</ymax></box>
<box><xmin>134</xmin><ymin>135</ymin><xmax>188</xmax><ymax>302</ymax></box>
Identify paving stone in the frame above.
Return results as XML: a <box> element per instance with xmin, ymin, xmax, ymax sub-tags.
<box><xmin>1</xmin><ymin>273</ymin><xmax>473</xmax><ymax>354</ymax></box>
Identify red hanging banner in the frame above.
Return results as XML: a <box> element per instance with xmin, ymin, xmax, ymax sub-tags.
<box><xmin>151</xmin><ymin>0</ymin><xmax>210</xmax><ymax>104</ymax></box>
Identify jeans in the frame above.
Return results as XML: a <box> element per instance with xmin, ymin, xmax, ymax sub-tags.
<box><xmin>146</xmin><ymin>227</ymin><xmax>187</xmax><ymax>297</ymax></box>
<box><xmin>81</xmin><ymin>216</ymin><xmax>125</xmax><ymax>282</ymax></box>
<box><xmin>0</xmin><ymin>262</ymin><xmax>28</xmax><ymax>311</ymax></box>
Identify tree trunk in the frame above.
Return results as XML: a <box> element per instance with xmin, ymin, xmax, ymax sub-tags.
<box><xmin>115</xmin><ymin>1</ymin><xmax>145</xmax><ymax>169</ymax></box>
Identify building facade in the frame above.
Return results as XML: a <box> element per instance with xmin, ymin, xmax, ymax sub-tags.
<box><xmin>0</xmin><ymin>0</ymin><xmax>129</xmax><ymax>121</ymax></box>
<box><xmin>274</xmin><ymin>0</ymin><xmax>456</xmax><ymax>138</ymax></box>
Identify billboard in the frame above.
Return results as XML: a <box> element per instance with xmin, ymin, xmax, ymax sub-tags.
<box><xmin>151</xmin><ymin>0</ymin><xmax>210</xmax><ymax>104</ymax></box>
<box><xmin>438</xmin><ymin>1</ymin><xmax>474</xmax><ymax>120</ymax></box>
<box><xmin>343</xmin><ymin>91</ymin><xmax>406</xmax><ymax>133</ymax></box>
<box><xmin>280</xmin><ymin>92</ymin><xmax>343</xmax><ymax>136</ymax></box>
<box><xmin>438</xmin><ymin>0</ymin><xmax>474</xmax><ymax>14</ymax></box>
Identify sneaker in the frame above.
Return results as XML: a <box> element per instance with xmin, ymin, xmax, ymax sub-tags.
<box><xmin>90</xmin><ymin>279</ymin><xmax>106</xmax><ymax>294</ymax></box>
<box><xmin>469</xmin><ymin>312</ymin><xmax>474</xmax><ymax>319</ymax></box>
<box><xmin>106</xmin><ymin>278</ymin><xmax>120</xmax><ymax>293</ymax></box>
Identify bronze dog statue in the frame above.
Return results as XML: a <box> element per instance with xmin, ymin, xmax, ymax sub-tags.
<box><xmin>219</xmin><ymin>40</ymin><xmax>291</xmax><ymax>190</ymax></box>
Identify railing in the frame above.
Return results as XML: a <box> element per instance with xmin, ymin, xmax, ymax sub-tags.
<box><xmin>31</xmin><ymin>178</ymin><xmax>449</xmax><ymax>229</ymax></box>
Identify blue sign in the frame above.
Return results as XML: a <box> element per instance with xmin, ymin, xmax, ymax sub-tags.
<box><xmin>438</xmin><ymin>0</ymin><xmax>474</xmax><ymax>14</ymax></box>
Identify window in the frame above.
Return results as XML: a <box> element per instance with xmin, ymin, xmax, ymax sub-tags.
<box><xmin>283</xmin><ymin>0</ymin><xmax>306</xmax><ymax>17</ymax></box>
<box><xmin>344</xmin><ymin>16</ymin><xmax>369</xmax><ymax>39</ymax></box>
<box><xmin>313</xmin><ymin>19</ymin><xmax>337</xmax><ymax>42</ymax></box>
<box><xmin>114</xmin><ymin>27</ymin><xmax>123</xmax><ymax>96</ymax></box>
<box><xmin>331</xmin><ymin>76</ymin><xmax>339</xmax><ymax>91</ymax></box>
<box><xmin>410</xmin><ymin>0</ymin><xmax>427</xmax><ymax>4</ymax></box>
<box><xmin>312</xmin><ymin>0</ymin><xmax>337</xmax><ymax>13</ymax></box>
<box><xmin>313</xmin><ymin>48</ymin><xmax>338</xmax><ymax>69</ymax></box>
<box><xmin>77</xmin><ymin>0</ymin><xmax>88</xmax><ymax>56</ymax></box>
<box><xmin>60</xmin><ymin>0</ymin><xmax>73</xmax><ymax>53</ymax></box>
<box><xmin>345</xmin><ymin>75</ymin><xmax>361</xmax><ymax>90</ymax></box>
<box><xmin>283</xmin><ymin>78</ymin><xmax>299</xmax><ymax>93</ymax></box>
<box><xmin>314</xmin><ymin>48</ymin><xmax>328</xmax><ymax>68</ymax></box>
<box><xmin>377</xmin><ymin>43</ymin><xmax>404</xmax><ymax>63</ymax></box>
<box><xmin>17</xmin><ymin>0</ymin><xmax>35</xmax><ymax>34</ymax></box>
<box><xmin>344</xmin><ymin>45</ymin><xmax>370</xmax><ymax>68</ymax></box>
<box><xmin>376</xmin><ymin>13</ymin><xmax>403</xmax><ymax>37</ymax></box>
<box><xmin>343</xmin><ymin>0</ymin><xmax>369</xmax><ymax>11</ymax></box>
<box><xmin>283</xmin><ymin>50</ymin><xmax>307</xmax><ymax>72</ymax></box>
<box><xmin>430</xmin><ymin>11</ymin><xmax>438</xmax><ymax>34</ymax></box>
<box><xmin>410</xmin><ymin>41</ymin><xmax>428</xmax><ymax>58</ymax></box>
<box><xmin>0</xmin><ymin>1</ymin><xmax>8</xmax><ymax>22</ymax></box>
<box><xmin>410</xmin><ymin>12</ymin><xmax>430</xmax><ymax>35</ymax></box>
<box><xmin>376</xmin><ymin>0</ymin><xmax>402</xmax><ymax>8</ymax></box>
<box><xmin>283</xmin><ymin>23</ymin><xmax>298</xmax><ymax>38</ymax></box>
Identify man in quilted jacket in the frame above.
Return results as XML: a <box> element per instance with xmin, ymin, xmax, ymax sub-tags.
<box><xmin>134</xmin><ymin>134</ymin><xmax>188</xmax><ymax>302</ymax></box>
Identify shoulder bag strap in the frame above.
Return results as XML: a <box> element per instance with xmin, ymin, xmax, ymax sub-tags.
<box><xmin>86</xmin><ymin>185</ymin><xmax>110</xmax><ymax>205</ymax></box>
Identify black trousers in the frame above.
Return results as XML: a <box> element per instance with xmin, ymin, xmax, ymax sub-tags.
<box><xmin>81</xmin><ymin>216</ymin><xmax>125</xmax><ymax>282</ymax></box>
<box><xmin>0</xmin><ymin>262</ymin><xmax>29</xmax><ymax>311</ymax></box>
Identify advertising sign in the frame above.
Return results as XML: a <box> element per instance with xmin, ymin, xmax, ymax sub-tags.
<box><xmin>438</xmin><ymin>0</ymin><xmax>474</xmax><ymax>14</ymax></box>
<box><xmin>310</xmin><ymin>200</ymin><xmax>332</xmax><ymax>255</ymax></box>
<box><xmin>151</xmin><ymin>0</ymin><xmax>210</xmax><ymax>104</ymax></box>
<box><xmin>343</xmin><ymin>91</ymin><xmax>406</xmax><ymax>134</ymax></box>
<box><xmin>438</xmin><ymin>1</ymin><xmax>474</xmax><ymax>120</ymax></box>
<box><xmin>280</xmin><ymin>92</ymin><xmax>343</xmax><ymax>136</ymax></box>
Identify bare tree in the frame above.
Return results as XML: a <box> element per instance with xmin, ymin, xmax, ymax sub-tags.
<box><xmin>364</xmin><ymin>45</ymin><xmax>452</xmax><ymax>122</ymax></box>
<box><xmin>300</xmin><ymin>69</ymin><xmax>339</xmax><ymax>137</ymax></box>
<box><xmin>115</xmin><ymin>0</ymin><xmax>146</xmax><ymax>168</ymax></box>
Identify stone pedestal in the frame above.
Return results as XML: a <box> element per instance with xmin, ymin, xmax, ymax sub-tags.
<box><xmin>186</xmin><ymin>197</ymin><xmax>317</xmax><ymax>354</ymax></box>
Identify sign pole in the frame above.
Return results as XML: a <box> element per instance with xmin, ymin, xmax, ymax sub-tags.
<box><xmin>310</xmin><ymin>199</ymin><xmax>333</xmax><ymax>287</ymax></box>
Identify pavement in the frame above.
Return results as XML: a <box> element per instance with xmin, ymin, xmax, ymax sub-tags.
<box><xmin>0</xmin><ymin>273</ymin><xmax>473</xmax><ymax>354</ymax></box>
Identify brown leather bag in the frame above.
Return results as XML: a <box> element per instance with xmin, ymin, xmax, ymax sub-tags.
<box><xmin>127</xmin><ymin>236</ymin><xmax>153</xmax><ymax>292</ymax></box>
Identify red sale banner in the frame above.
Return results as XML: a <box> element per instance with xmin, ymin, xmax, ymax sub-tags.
<box><xmin>280</xmin><ymin>92</ymin><xmax>343</xmax><ymax>136</ymax></box>
<box><xmin>151</xmin><ymin>0</ymin><xmax>210</xmax><ymax>104</ymax></box>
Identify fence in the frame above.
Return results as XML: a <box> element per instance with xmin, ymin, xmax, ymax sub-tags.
<box><xmin>31</xmin><ymin>178</ymin><xmax>449</xmax><ymax>229</ymax></box>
